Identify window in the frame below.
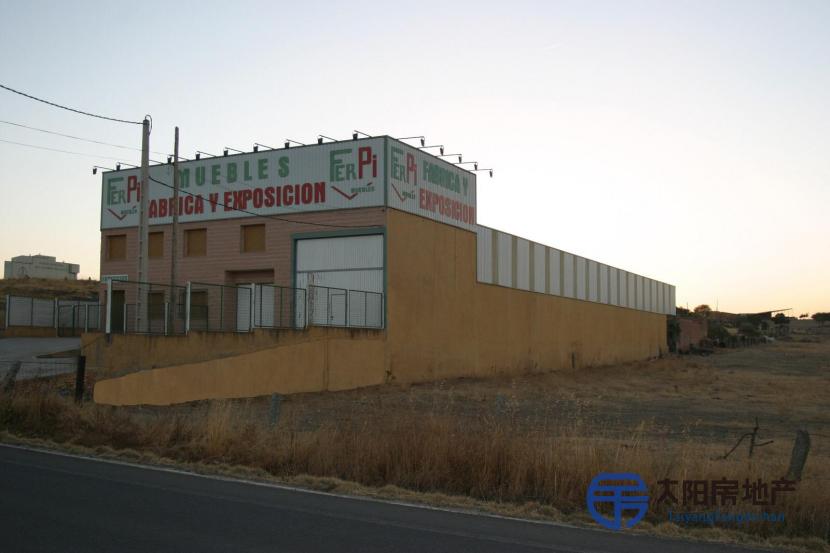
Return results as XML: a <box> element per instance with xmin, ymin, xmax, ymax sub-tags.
<box><xmin>149</xmin><ymin>232</ymin><xmax>164</xmax><ymax>258</ymax></box>
<box><xmin>148</xmin><ymin>291</ymin><xmax>165</xmax><ymax>320</ymax></box>
<box><xmin>107</xmin><ymin>235</ymin><xmax>126</xmax><ymax>260</ymax></box>
<box><xmin>185</xmin><ymin>229</ymin><xmax>206</xmax><ymax>257</ymax></box>
<box><xmin>241</xmin><ymin>224</ymin><xmax>265</xmax><ymax>253</ymax></box>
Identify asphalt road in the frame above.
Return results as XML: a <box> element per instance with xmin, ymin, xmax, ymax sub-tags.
<box><xmin>0</xmin><ymin>445</ymin><xmax>772</xmax><ymax>553</ymax></box>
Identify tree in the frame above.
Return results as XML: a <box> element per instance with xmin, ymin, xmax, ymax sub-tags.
<box><xmin>773</xmin><ymin>313</ymin><xmax>789</xmax><ymax>325</ymax></box>
<box><xmin>676</xmin><ymin>306</ymin><xmax>690</xmax><ymax>316</ymax></box>
<box><xmin>799</xmin><ymin>313</ymin><xmax>810</xmax><ymax>319</ymax></box>
<box><xmin>694</xmin><ymin>304</ymin><xmax>712</xmax><ymax>315</ymax></box>
<box><xmin>813</xmin><ymin>312</ymin><xmax>830</xmax><ymax>326</ymax></box>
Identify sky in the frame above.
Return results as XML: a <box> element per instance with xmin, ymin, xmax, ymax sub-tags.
<box><xmin>0</xmin><ymin>0</ymin><xmax>828</xmax><ymax>315</ymax></box>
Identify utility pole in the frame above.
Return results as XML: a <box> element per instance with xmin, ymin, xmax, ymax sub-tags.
<box><xmin>169</xmin><ymin>126</ymin><xmax>180</xmax><ymax>333</ymax></box>
<box><xmin>136</xmin><ymin>117</ymin><xmax>150</xmax><ymax>333</ymax></box>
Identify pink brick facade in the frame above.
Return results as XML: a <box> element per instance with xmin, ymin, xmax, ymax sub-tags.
<box><xmin>100</xmin><ymin>207</ymin><xmax>387</xmax><ymax>287</ymax></box>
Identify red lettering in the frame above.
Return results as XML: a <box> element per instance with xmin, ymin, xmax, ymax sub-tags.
<box><xmin>301</xmin><ymin>183</ymin><xmax>312</xmax><ymax>204</ymax></box>
<box><xmin>314</xmin><ymin>182</ymin><xmax>326</xmax><ymax>203</ymax></box>
<box><xmin>283</xmin><ymin>185</ymin><xmax>293</xmax><ymax>206</ymax></box>
<box><xmin>253</xmin><ymin>188</ymin><xmax>263</xmax><ymax>208</ymax></box>
<box><xmin>407</xmin><ymin>153</ymin><xmax>417</xmax><ymax>185</ymax></box>
<box><xmin>264</xmin><ymin>187</ymin><xmax>275</xmax><ymax>207</ymax></box>
<box><xmin>184</xmin><ymin>195</ymin><xmax>194</xmax><ymax>215</ymax></box>
<box><xmin>127</xmin><ymin>176</ymin><xmax>139</xmax><ymax>203</ymax></box>
<box><xmin>195</xmin><ymin>195</ymin><xmax>204</xmax><ymax>214</ymax></box>
<box><xmin>149</xmin><ymin>200</ymin><xmax>157</xmax><ymax>218</ymax></box>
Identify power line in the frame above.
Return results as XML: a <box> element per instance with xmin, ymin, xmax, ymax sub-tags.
<box><xmin>148</xmin><ymin>175</ymin><xmax>380</xmax><ymax>230</ymax></box>
<box><xmin>0</xmin><ymin>137</ymin><xmax>136</xmax><ymax>162</ymax></box>
<box><xmin>0</xmin><ymin>119</ymin><xmax>167</xmax><ymax>155</ymax></box>
<box><xmin>0</xmin><ymin>83</ymin><xmax>142</xmax><ymax>125</ymax></box>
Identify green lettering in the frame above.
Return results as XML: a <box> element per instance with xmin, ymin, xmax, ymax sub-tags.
<box><xmin>244</xmin><ymin>161</ymin><xmax>253</xmax><ymax>181</ymax></box>
<box><xmin>258</xmin><ymin>158</ymin><xmax>268</xmax><ymax>179</ymax></box>
<box><xmin>195</xmin><ymin>167</ymin><xmax>206</xmax><ymax>186</ymax></box>
<box><xmin>278</xmin><ymin>156</ymin><xmax>289</xmax><ymax>178</ymax></box>
<box><xmin>211</xmin><ymin>164</ymin><xmax>221</xmax><ymax>185</ymax></box>
<box><xmin>227</xmin><ymin>163</ymin><xmax>237</xmax><ymax>183</ymax></box>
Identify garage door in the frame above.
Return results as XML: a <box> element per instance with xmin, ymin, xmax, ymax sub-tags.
<box><xmin>295</xmin><ymin>234</ymin><xmax>384</xmax><ymax>327</ymax></box>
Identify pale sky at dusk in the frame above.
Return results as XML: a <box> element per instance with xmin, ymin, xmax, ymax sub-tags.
<box><xmin>0</xmin><ymin>0</ymin><xmax>827</xmax><ymax>315</ymax></box>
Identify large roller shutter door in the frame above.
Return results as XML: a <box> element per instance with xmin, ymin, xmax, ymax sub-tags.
<box><xmin>295</xmin><ymin>234</ymin><xmax>384</xmax><ymax>327</ymax></box>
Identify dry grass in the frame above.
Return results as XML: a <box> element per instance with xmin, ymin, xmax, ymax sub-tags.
<box><xmin>1</xmin><ymin>379</ymin><xmax>828</xmax><ymax>550</ymax></box>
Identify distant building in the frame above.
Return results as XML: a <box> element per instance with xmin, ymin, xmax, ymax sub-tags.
<box><xmin>3</xmin><ymin>255</ymin><xmax>79</xmax><ymax>280</ymax></box>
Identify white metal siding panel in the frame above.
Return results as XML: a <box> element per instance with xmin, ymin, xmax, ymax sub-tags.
<box><xmin>296</xmin><ymin>235</ymin><xmax>383</xmax><ymax>272</ymax></box>
<box><xmin>516</xmin><ymin>238</ymin><xmax>530</xmax><ymax>291</ymax></box>
<box><xmin>627</xmin><ymin>272</ymin><xmax>635</xmax><ymax>309</ymax></box>
<box><xmin>609</xmin><ymin>267</ymin><xmax>618</xmax><ymax>305</ymax></box>
<box><xmin>670</xmin><ymin>285</ymin><xmax>676</xmax><ymax>315</ymax></box>
<box><xmin>476</xmin><ymin>226</ymin><xmax>492</xmax><ymax>284</ymax></box>
<box><xmin>533</xmin><ymin>243</ymin><xmax>546</xmax><ymax>293</ymax></box>
<box><xmin>497</xmin><ymin>232</ymin><xmax>512</xmax><ymax>288</ymax></box>
<box><xmin>651</xmin><ymin>280</ymin><xmax>658</xmax><ymax>313</ymax></box>
<box><xmin>548</xmin><ymin>248</ymin><xmax>565</xmax><ymax>296</ymax></box>
<box><xmin>296</xmin><ymin>235</ymin><xmax>384</xmax><ymax>299</ymax></box>
<box><xmin>644</xmin><ymin>279</ymin><xmax>650</xmax><ymax>311</ymax></box>
<box><xmin>600</xmin><ymin>264</ymin><xmax>609</xmax><ymax>304</ymax></box>
<box><xmin>636</xmin><ymin>275</ymin><xmax>645</xmax><ymax>310</ymax></box>
<box><xmin>563</xmin><ymin>253</ymin><xmax>575</xmax><ymax>298</ymax></box>
<box><xmin>588</xmin><ymin>260</ymin><xmax>598</xmax><ymax>302</ymax></box>
<box><xmin>576</xmin><ymin>257</ymin><xmax>586</xmax><ymax>300</ymax></box>
<box><xmin>549</xmin><ymin>248</ymin><xmax>561</xmax><ymax>296</ymax></box>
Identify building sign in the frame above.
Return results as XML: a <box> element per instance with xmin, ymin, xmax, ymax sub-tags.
<box><xmin>386</xmin><ymin>139</ymin><xmax>476</xmax><ymax>231</ymax></box>
<box><xmin>100</xmin><ymin>138</ymin><xmax>386</xmax><ymax>229</ymax></box>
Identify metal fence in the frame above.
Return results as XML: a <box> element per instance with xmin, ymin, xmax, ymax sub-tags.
<box><xmin>57</xmin><ymin>302</ymin><xmax>102</xmax><ymax>336</ymax></box>
<box><xmin>253</xmin><ymin>284</ymin><xmax>307</xmax><ymax>329</ymax></box>
<box><xmin>189</xmin><ymin>282</ymin><xmax>253</xmax><ymax>332</ymax></box>
<box><xmin>5</xmin><ymin>295</ymin><xmax>100</xmax><ymax>331</ymax></box>
<box><xmin>94</xmin><ymin>280</ymin><xmax>383</xmax><ymax>335</ymax></box>
<box><xmin>307</xmin><ymin>285</ymin><xmax>383</xmax><ymax>328</ymax></box>
<box><xmin>104</xmin><ymin>280</ymin><xmax>187</xmax><ymax>335</ymax></box>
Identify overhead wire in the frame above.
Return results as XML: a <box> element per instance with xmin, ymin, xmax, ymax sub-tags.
<box><xmin>0</xmin><ymin>83</ymin><xmax>143</xmax><ymax>125</ymax></box>
<box><xmin>0</xmin><ymin>119</ymin><xmax>167</xmax><ymax>155</ymax></box>
<box><xmin>0</xmin><ymin>138</ymin><xmax>136</xmax><ymax>162</ymax></box>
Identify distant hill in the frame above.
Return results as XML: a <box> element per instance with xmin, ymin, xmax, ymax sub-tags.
<box><xmin>0</xmin><ymin>278</ymin><xmax>99</xmax><ymax>300</ymax></box>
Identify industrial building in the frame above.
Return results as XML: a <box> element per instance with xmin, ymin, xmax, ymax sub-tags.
<box><xmin>90</xmin><ymin>135</ymin><xmax>675</xmax><ymax>405</ymax></box>
<box><xmin>4</xmin><ymin>254</ymin><xmax>80</xmax><ymax>280</ymax></box>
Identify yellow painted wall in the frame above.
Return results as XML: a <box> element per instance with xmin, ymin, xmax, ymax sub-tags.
<box><xmin>94</xmin><ymin>331</ymin><xmax>386</xmax><ymax>406</ymax></box>
<box><xmin>93</xmin><ymin>210</ymin><xmax>666</xmax><ymax>406</ymax></box>
<box><xmin>384</xmin><ymin>210</ymin><xmax>666</xmax><ymax>383</ymax></box>
<box><xmin>83</xmin><ymin>327</ymin><xmax>384</xmax><ymax>376</ymax></box>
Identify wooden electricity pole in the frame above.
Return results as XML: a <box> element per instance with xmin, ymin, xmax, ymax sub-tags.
<box><xmin>136</xmin><ymin>117</ymin><xmax>150</xmax><ymax>333</ymax></box>
<box><xmin>169</xmin><ymin>126</ymin><xmax>180</xmax><ymax>333</ymax></box>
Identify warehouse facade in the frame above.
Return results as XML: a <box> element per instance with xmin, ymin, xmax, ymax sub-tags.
<box><xmin>92</xmin><ymin>136</ymin><xmax>674</xmax><ymax>405</ymax></box>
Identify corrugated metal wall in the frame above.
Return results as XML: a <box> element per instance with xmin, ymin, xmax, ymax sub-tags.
<box><xmin>475</xmin><ymin>225</ymin><xmax>676</xmax><ymax>315</ymax></box>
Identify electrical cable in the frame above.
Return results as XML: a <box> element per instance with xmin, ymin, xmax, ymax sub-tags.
<box><xmin>0</xmin><ymin>83</ymin><xmax>143</xmax><ymax>125</ymax></box>
<box><xmin>0</xmin><ymin>119</ymin><xmax>167</xmax><ymax>155</ymax></box>
<box><xmin>0</xmin><ymin>137</ymin><xmax>136</xmax><ymax>162</ymax></box>
<box><xmin>147</xmin><ymin>175</ymin><xmax>382</xmax><ymax>230</ymax></box>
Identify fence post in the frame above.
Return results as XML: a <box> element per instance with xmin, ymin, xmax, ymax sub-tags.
<box><xmin>250</xmin><ymin>283</ymin><xmax>256</xmax><ymax>332</ymax></box>
<box><xmin>105</xmin><ymin>278</ymin><xmax>113</xmax><ymax>335</ymax></box>
<box><xmin>30</xmin><ymin>296</ymin><xmax>34</xmax><ymax>327</ymax></box>
<box><xmin>4</xmin><ymin>295</ymin><xmax>9</xmax><ymax>328</ymax></box>
<box><xmin>84</xmin><ymin>304</ymin><xmax>89</xmax><ymax>333</ymax></box>
<box><xmin>185</xmin><ymin>281</ymin><xmax>192</xmax><ymax>334</ymax></box>
<box><xmin>164</xmin><ymin>302</ymin><xmax>169</xmax><ymax>336</ymax></box>
<box><xmin>74</xmin><ymin>356</ymin><xmax>86</xmax><ymax>404</ymax></box>
<box><xmin>54</xmin><ymin>298</ymin><xmax>59</xmax><ymax>329</ymax></box>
